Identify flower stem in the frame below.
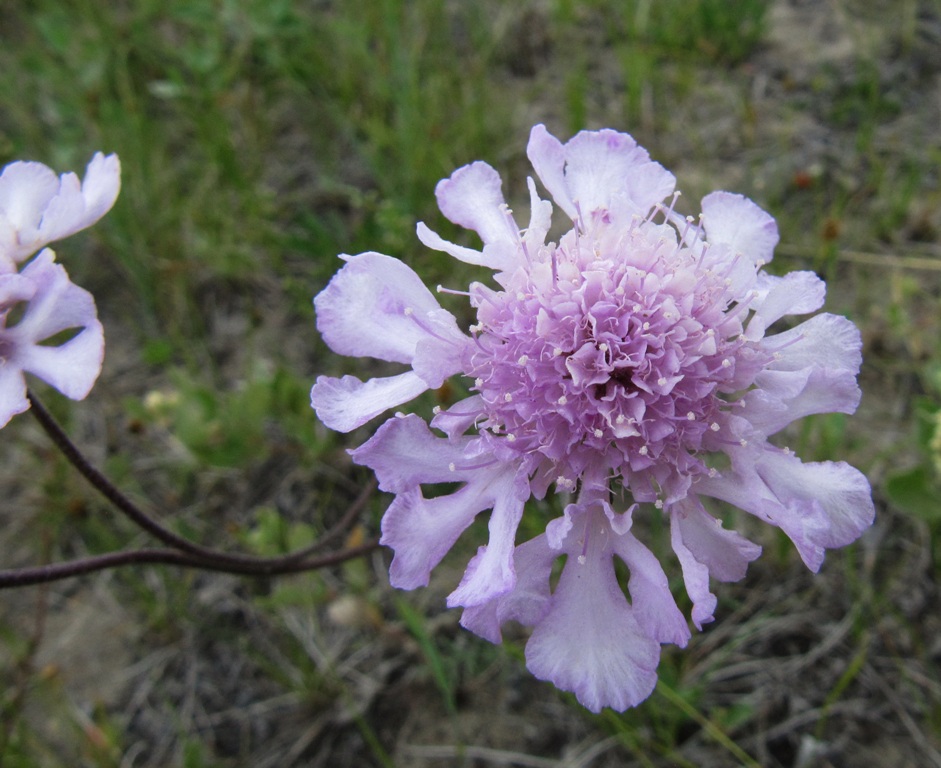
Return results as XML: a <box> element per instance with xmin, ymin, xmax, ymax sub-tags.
<box><xmin>0</xmin><ymin>540</ymin><xmax>381</xmax><ymax>589</ymax></box>
<box><xmin>24</xmin><ymin>389</ymin><xmax>378</xmax><ymax>575</ymax></box>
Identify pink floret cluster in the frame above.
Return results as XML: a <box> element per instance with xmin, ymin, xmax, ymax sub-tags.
<box><xmin>311</xmin><ymin>125</ymin><xmax>874</xmax><ymax>712</ymax></box>
<box><xmin>0</xmin><ymin>153</ymin><xmax>120</xmax><ymax>427</ymax></box>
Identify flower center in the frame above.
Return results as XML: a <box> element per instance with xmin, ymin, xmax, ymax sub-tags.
<box><xmin>466</xmin><ymin>218</ymin><xmax>752</xmax><ymax>488</ymax></box>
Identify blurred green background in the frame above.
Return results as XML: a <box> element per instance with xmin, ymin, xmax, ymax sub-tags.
<box><xmin>1</xmin><ymin>0</ymin><xmax>940</xmax><ymax>766</ymax></box>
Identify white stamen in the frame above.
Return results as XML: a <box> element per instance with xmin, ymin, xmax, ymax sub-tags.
<box><xmin>638</xmin><ymin>445</ymin><xmax>649</xmax><ymax>456</ymax></box>
<box><xmin>594</xmin><ymin>428</ymin><xmax>603</xmax><ymax>438</ymax></box>
<box><xmin>504</xmin><ymin>393</ymin><xmax>513</xmax><ymax>402</ymax></box>
<box><xmin>710</xmin><ymin>422</ymin><xmax>720</xmax><ymax>432</ymax></box>
<box><xmin>518</xmin><ymin>355</ymin><xmax>529</xmax><ymax>365</ymax></box>
<box><xmin>448</xmin><ymin>462</ymin><xmax>456</xmax><ymax>472</ymax></box>
<box><xmin>687</xmin><ymin>411</ymin><xmax>695</xmax><ymax>420</ymax></box>
<box><xmin>557</xmin><ymin>396</ymin><xmax>568</xmax><ymax>405</ymax></box>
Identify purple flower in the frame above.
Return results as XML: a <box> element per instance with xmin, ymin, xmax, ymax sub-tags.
<box><xmin>311</xmin><ymin>125</ymin><xmax>874</xmax><ymax>711</ymax></box>
<box><xmin>0</xmin><ymin>249</ymin><xmax>104</xmax><ymax>427</ymax></box>
<box><xmin>0</xmin><ymin>153</ymin><xmax>121</xmax><ymax>268</ymax></box>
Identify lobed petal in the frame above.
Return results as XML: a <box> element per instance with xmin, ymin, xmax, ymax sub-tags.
<box><xmin>416</xmin><ymin>221</ymin><xmax>519</xmax><ymax>271</ymax></box>
<box><xmin>310</xmin><ymin>371</ymin><xmax>428</xmax><ymax>433</ymax></box>
<box><xmin>434</xmin><ymin>161</ymin><xmax>518</xmax><ymax>247</ymax></box>
<box><xmin>761</xmin><ymin>313</ymin><xmax>862</xmax><ymax>375</ymax></box>
<box><xmin>670</xmin><ymin>497</ymin><xmax>761</xmax><ymax>629</ymax></box>
<box><xmin>525</xmin><ymin>541</ymin><xmax>660</xmax><ymax>713</ymax></box>
<box><xmin>613</xmin><ymin>531</ymin><xmax>691</xmax><ymax>647</ymax></box>
<box><xmin>697</xmin><ymin>444</ymin><xmax>873</xmax><ymax>571</ymax></box>
<box><xmin>742</xmin><ymin>366</ymin><xmax>861</xmax><ymax>436</ymax></box>
<box><xmin>4</xmin><ymin>250</ymin><xmax>104</xmax><ymax>401</ymax></box>
<box><xmin>446</xmin><ymin>466</ymin><xmax>528</xmax><ymax>607</ymax></box>
<box><xmin>351</xmin><ymin>413</ymin><xmax>484</xmax><ymax>492</ymax></box>
<box><xmin>460</xmin><ymin>533</ymin><xmax>556</xmax><ymax>643</ymax></box>
<box><xmin>700</xmin><ymin>191</ymin><xmax>779</xmax><ymax>267</ymax></box>
<box><xmin>0</xmin><ymin>153</ymin><xmax>120</xmax><ymax>263</ymax></box>
<box><xmin>527</xmin><ymin>124</ymin><xmax>675</xmax><ymax>223</ymax></box>
<box><xmin>381</xmin><ymin>484</ymin><xmax>487</xmax><ymax>590</ymax></box>
<box><xmin>315</xmin><ymin>251</ymin><xmax>463</xmax><ymax>363</ymax></box>
<box><xmin>746</xmin><ymin>271</ymin><xmax>826</xmax><ymax>340</ymax></box>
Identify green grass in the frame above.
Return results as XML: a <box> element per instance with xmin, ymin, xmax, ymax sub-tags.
<box><xmin>1</xmin><ymin>0</ymin><xmax>940</xmax><ymax>765</ymax></box>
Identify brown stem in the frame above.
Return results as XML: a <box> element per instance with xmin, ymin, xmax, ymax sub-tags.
<box><xmin>25</xmin><ymin>389</ymin><xmax>376</xmax><ymax>571</ymax></box>
<box><xmin>0</xmin><ymin>539</ymin><xmax>382</xmax><ymax>589</ymax></box>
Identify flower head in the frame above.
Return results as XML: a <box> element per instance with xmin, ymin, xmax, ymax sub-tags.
<box><xmin>311</xmin><ymin>125</ymin><xmax>874</xmax><ymax>711</ymax></box>
<box><xmin>0</xmin><ymin>153</ymin><xmax>121</xmax><ymax>268</ymax></box>
<box><xmin>0</xmin><ymin>152</ymin><xmax>119</xmax><ymax>427</ymax></box>
<box><xmin>0</xmin><ymin>249</ymin><xmax>104</xmax><ymax>427</ymax></box>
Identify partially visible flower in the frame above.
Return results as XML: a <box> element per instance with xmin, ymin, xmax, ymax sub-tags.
<box><xmin>0</xmin><ymin>153</ymin><xmax>121</xmax><ymax>268</ymax></box>
<box><xmin>0</xmin><ymin>249</ymin><xmax>104</xmax><ymax>427</ymax></box>
<box><xmin>311</xmin><ymin>125</ymin><xmax>874</xmax><ymax>711</ymax></box>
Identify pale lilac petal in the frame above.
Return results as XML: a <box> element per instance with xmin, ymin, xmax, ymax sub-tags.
<box><xmin>696</xmin><ymin>458</ymin><xmax>827</xmax><ymax>571</ymax></box>
<box><xmin>17</xmin><ymin>328</ymin><xmax>103</xmax><ymax>400</ymax></box>
<box><xmin>0</xmin><ymin>361</ymin><xmax>29</xmax><ymax>427</ymax></box>
<box><xmin>697</xmin><ymin>445</ymin><xmax>873</xmax><ymax>571</ymax></box>
<box><xmin>435</xmin><ymin>161</ymin><xmax>517</xmax><ymax>247</ymax></box>
<box><xmin>742</xmin><ymin>367</ymin><xmax>861</xmax><ymax>436</ymax></box>
<box><xmin>75</xmin><ymin>153</ymin><xmax>121</xmax><ymax>224</ymax></box>
<box><xmin>762</xmin><ymin>313</ymin><xmax>862</xmax><ymax>375</ymax></box>
<box><xmin>15</xmin><ymin>250</ymin><xmax>99</xmax><ymax>341</ymax></box>
<box><xmin>381</xmin><ymin>461</ymin><xmax>526</xmax><ymax>593</ymax></box>
<box><xmin>460</xmin><ymin>533</ymin><xmax>556</xmax><ymax>643</ymax></box>
<box><xmin>412</xmin><ymin>320</ymin><xmax>471</xmax><ymax>388</ymax></box>
<box><xmin>350</xmin><ymin>413</ymin><xmax>483</xmax><ymax>492</ymax></box>
<box><xmin>416</xmin><ymin>221</ymin><xmax>517</xmax><ymax>271</ymax></box>
<box><xmin>670</xmin><ymin>519</ymin><xmax>716</xmax><ymax>631</ymax></box>
<box><xmin>447</xmin><ymin>467</ymin><xmax>527</xmax><ymax>607</ymax></box>
<box><xmin>670</xmin><ymin>497</ymin><xmax>761</xmax><ymax>629</ymax></box>
<box><xmin>701</xmin><ymin>191</ymin><xmax>779</xmax><ymax>266</ymax></box>
<box><xmin>0</xmin><ymin>162</ymin><xmax>59</xmax><ymax>234</ymax></box>
<box><xmin>757</xmin><ymin>449</ymin><xmax>875</xmax><ymax>552</ymax></box>
<box><xmin>0</xmin><ymin>154</ymin><xmax>120</xmax><ymax>263</ymax></box>
<box><xmin>525</xmin><ymin>547</ymin><xmax>660</xmax><ymax>713</ymax></box>
<box><xmin>613</xmin><ymin>532</ymin><xmax>691</xmax><ymax>646</ymax></box>
<box><xmin>523</xmin><ymin>178</ymin><xmax>552</xmax><ymax>250</ymax></box>
<box><xmin>430</xmin><ymin>394</ymin><xmax>485</xmax><ymax>438</ymax></box>
<box><xmin>315</xmin><ymin>251</ymin><xmax>463</xmax><ymax>363</ymax></box>
<box><xmin>310</xmin><ymin>371</ymin><xmax>428</xmax><ymax>432</ymax></box>
<box><xmin>526</xmin><ymin>124</ymin><xmax>674</xmax><ymax>222</ymax></box>
<box><xmin>746</xmin><ymin>271</ymin><xmax>826</xmax><ymax>340</ymax></box>
<box><xmin>380</xmin><ymin>485</ymin><xmax>486</xmax><ymax>590</ymax></box>
<box><xmin>3</xmin><ymin>250</ymin><xmax>104</xmax><ymax>401</ymax></box>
